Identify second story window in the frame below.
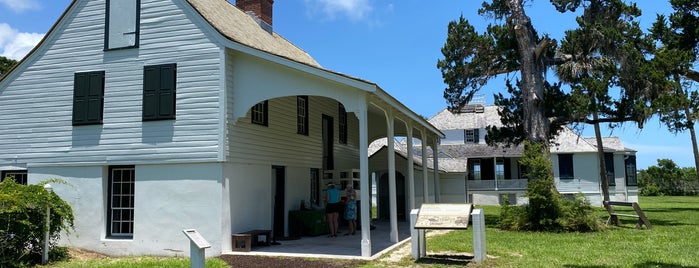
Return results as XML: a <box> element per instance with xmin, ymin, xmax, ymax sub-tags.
<box><xmin>143</xmin><ymin>64</ymin><xmax>176</xmax><ymax>121</ymax></box>
<box><xmin>105</xmin><ymin>0</ymin><xmax>140</xmax><ymax>50</ymax></box>
<box><xmin>297</xmin><ymin>96</ymin><xmax>308</xmax><ymax>135</ymax></box>
<box><xmin>338</xmin><ymin>103</ymin><xmax>347</xmax><ymax>144</ymax></box>
<box><xmin>73</xmin><ymin>71</ymin><xmax>105</xmax><ymax>126</ymax></box>
<box><xmin>465</xmin><ymin>129</ymin><xmax>479</xmax><ymax>143</ymax></box>
<box><xmin>251</xmin><ymin>101</ymin><xmax>268</xmax><ymax>126</ymax></box>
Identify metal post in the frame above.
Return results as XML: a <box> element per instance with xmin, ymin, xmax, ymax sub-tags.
<box><xmin>471</xmin><ymin>208</ymin><xmax>486</xmax><ymax>263</ymax></box>
<box><xmin>42</xmin><ymin>184</ymin><xmax>53</xmax><ymax>265</ymax></box>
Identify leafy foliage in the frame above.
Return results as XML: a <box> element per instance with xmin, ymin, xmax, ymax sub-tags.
<box><xmin>638</xmin><ymin>159</ymin><xmax>698</xmax><ymax>196</ymax></box>
<box><xmin>0</xmin><ymin>56</ymin><xmax>17</xmax><ymax>78</ymax></box>
<box><xmin>499</xmin><ymin>142</ymin><xmax>603</xmax><ymax>232</ymax></box>
<box><xmin>0</xmin><ymin>178</ymin><xmax>74</xmax><ymax>267</ymax></box>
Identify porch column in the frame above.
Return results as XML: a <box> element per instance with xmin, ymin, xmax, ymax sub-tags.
<box><xmin>406</xmin><ymin>125</ymin><xmax>415</xmax><ymax>209</ymax></box>
<box><xmin>386</xmin><ymin>110</ymin><xmax>399</xmax><ymax>243</ymax></box>
<box><xmin>421</xmin><ymin>130</ymin><xmax>429</xmax><ymax>203</ymax></box>
<box><xmin>432</xmin><ymin>138</ymin><xmax>441</xmax><ymax>203</ymax></box>
<box><xmin>358</xmin><ymin>104</ymin><xmax>372</xmax><ymax>257</ymax></box>
<box><xmin>494</xmin><ymin>156</ymin><xmax>499</xmax><ymax>191</ymax></box>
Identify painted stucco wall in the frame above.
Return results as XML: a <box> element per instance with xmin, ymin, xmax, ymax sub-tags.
<box><xmin>30</xmin><ymin>163</ymin><xmax>224</xmax><ymax>257</ymax></box>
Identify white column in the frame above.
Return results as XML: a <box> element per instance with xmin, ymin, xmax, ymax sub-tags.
<box><xmin>358</xmin><ymin>105</ymin><xmax>372</xmax><ymax>257</ymax></box>
<box><xmin>432</xmin><ymin>138</ymin><xmax>441</xmax><ymax>203</ymax></box>
<box><xmin>407</xmin><ymin>125</ymin><xmax>415</xmax><ymax>210</ymax></box>
<box><xmin>494</xmin><ymin>156</ymin><xmax>499</xmax><ymax>191</ymax></box>
<box><xmin>386</xmin><ymin>110</ymin><xmax>399</xmax><ymax>243</ymax></box>
<box><xmin>421</xmin><ymin>130</ymin><xmax>429</xmax><ymax>203</ymax></box>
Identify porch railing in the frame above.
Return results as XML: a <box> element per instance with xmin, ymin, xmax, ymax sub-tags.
<box><xmin>468</xmin><ymin>179</ymin><xmax>528</xmax><ymax>191</ymax></box>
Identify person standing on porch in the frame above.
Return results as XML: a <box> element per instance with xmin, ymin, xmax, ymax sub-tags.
<box><xmin>344</xmin><ymin>185</ymin><xmax>357</xmax><ymax>236</ymax></box>
<box><xmin>325</xmin><ymin>183</ymin><xmax>341</xmax><ymax>237</ymax></box>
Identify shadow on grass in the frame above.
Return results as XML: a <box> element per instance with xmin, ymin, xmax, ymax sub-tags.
<box><xmin>415</xmin><ymin>253</ymin><xmax>474</xmax><ymax>266</ymax></box>
<box><xmin>564</xmin><ymin>262</ymin><xmax>699</xmax><ymax>268</ymax></box>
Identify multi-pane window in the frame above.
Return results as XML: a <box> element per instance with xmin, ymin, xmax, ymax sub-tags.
<box><xmin>108</xmin><ymin>166</ymin><xmax>135</xmax><ymax>238</ymax></box>
<box><xmin>469</xmin><ymin>159</ymin><xmax>481</xmax><ymax>180</ymax></box>
<box><xmin>251</xmin><ymin>101</ymin><xmax>268</xmax><ymax>126</ymax></box>
<box><xmin>558</xmin><ymin>154</ymin><xmax>574</xmax><ymax>180</ymax></box>
<box><xmin>464</xmin><ymin>129</ymin><xmax>479</xmax><ymax>143</ymax></box>
<box><xmin>310</xmin><ymin>168</ymin><xmax>320</xmax><ymax>206</ymax></box>
<box><xmin>625</xmin><ymin>155</ymin><xmax>638</xmax><ymax>186</ymax></box>
<box><xmin>105</xmin><ymin>0</ymin><xmax>140</xmax><ymax>50</ymax></box>
<box><xmin>73</xmin><ymin>71</ymin><xmax>105</xmax><ymax>125</ymax></box>
<box><xmin>338</xmin><ymin>103</ymin><xmax>347</xmax><ymax>144</ymax></box>
<box><xmin>143</xmin><ymin>64</ymin><xmax>176</xmax><ymax>121</ymax></box>
<box><xmin>496</xmin><ymin>159</ymin><xmax>505</xmax><ymax>180</ymax></box>
<box><xmin>297</xmin><ymin>96</ymin><xmax>308</xmax><ymax>135</ymax></box>
<box><xmin>1</xmin><ymin>170</ymin><xmax>27</xmax><ymax>185</ymax></box>
<box><xmin>605</xmin><ymin>153</ymin><xmax>616</xmax><ymax>186</ymax></box>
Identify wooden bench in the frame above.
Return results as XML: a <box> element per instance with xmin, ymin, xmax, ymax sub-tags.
<box><xmin>231</xmin><ymin>229</ymin><xmax>271</xmax><ymax>252</ymax></box>
<box><xmin>603</xmin><ymin>201</ymin><xmax>652</xmax><ymax>230</ymax></box>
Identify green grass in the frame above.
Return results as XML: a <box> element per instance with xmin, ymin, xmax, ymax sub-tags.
<box><xmin>47</xmin><ymin>196</ymin><xmax>698</xmax><ymax>267</ymax></box>
<box><xmin>400</xmin><ymin>196</ymin><xmax>699</xmax><ymax>267</ymax></box>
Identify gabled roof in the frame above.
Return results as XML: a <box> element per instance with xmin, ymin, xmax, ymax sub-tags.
<box><xmin>428</xmin><ymin>106</ymin><xmax>504</xmax><ymax>130</ymax></box>
<box><xmin>186</xmin><ymin>0</ymin><xmax>319</xmax><ymax>67</ymax></box>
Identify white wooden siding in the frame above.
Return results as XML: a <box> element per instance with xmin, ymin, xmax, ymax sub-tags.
<box><xmin>228</xmin><ymin>95</ymin><xmax>360</xmax><ymax>169</ymax></box>
<box><xmin>0</xmin><ymin>0</ymin><xmax>223</xmax><ymax>167</ymax></box>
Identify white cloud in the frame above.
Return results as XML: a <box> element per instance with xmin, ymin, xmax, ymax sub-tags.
<box><xmin>0</xmin><ymin>0</ymin><xmax>40</xmax><ymax>13</ymax></box>
<box><xmin>305</xmin><ymin>0</ymin><xmax>374</xmax><ymax>22</ymax></box>
<box><xmin>0</xmin><ymin>23</ymin><xmax>44</xmax><ymax>60</ymax></box>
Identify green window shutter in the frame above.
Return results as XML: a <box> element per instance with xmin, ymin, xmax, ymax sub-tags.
<box><xmin>143</xmin><ymin>64</ymin><xmax>176</xmax><ymax>121</ymax></box>
<box><xmin>73</xmin><ymin>71</ymin><xmax>104</xmax><ymax>125</ymax></box>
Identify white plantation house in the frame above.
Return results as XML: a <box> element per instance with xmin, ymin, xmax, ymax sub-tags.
<box><xmin>426</xmin><ymin>101</ymin><xmax>639</xmax><ymax>206</ymax></box>
<box><xmin>0</xmin><ymin>0</ymin><xmax>445</xmax><ymax>257</ymax></box>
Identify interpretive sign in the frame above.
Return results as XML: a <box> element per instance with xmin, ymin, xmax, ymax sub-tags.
<box><xmin>183</xmin><ymin>229</ymin><xmax>211</xmax><ymax>249</ymax></box>
<box><xmin>414</xmin><ymin>203</ymin><xmax>473</xmax><ymax>229</ymax></box>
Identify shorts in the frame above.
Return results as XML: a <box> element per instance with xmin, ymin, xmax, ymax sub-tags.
<box><xmin>325</xmin><ymin>202</ymin><xmax>343</xmax><ymax>214</ymax></box>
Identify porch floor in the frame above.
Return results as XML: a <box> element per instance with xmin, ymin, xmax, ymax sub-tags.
<box><xmin>223</xmin><ymin>219</ymin><xmax>411</xmax><ymax>260</ymax></box>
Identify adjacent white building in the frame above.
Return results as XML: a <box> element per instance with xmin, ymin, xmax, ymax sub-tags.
<box><xmin>428</xmin><ymin>103</ymin><xmax>639</xmax><ymax>206</ymax></box>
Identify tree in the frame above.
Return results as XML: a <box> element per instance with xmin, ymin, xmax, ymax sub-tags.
<box><xmin>551</xmin><ymin>0</ymin><xmax>657</xmax><ymax>202</ymax></box>
<box><xmin>0</xmin><ymin>56</ymin><xmax>17</xmax><ymax>78</ymax></box>
<box><xmin>650</xmin><ymin>0</ymin><xmax>699</xmax><ymax>178</ymax></box>
<box><xmin>439</xmin><ymin>0</ymin><xmax>660</xmax><ymax>204</ymax></box>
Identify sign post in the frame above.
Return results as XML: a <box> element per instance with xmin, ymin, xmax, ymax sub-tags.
<box><xmin>471</xmin><ymin>208</ymin><xmax>486</xmax><ymax>263</ymax></box>
<box><xmin>412</xmin><ymin>203</ymin><xmax>474</xmax><ymax>260</ymax></box>
<box><xmin>182</xmin><ymin>229</ymin><xmax>211</xmax><ymax>268</ymax></box>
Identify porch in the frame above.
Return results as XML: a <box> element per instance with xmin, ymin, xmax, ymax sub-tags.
<box><xmin>224</xmin><ymin>219</ymin><xmax>411</xmax><ymax>259</ymax></box>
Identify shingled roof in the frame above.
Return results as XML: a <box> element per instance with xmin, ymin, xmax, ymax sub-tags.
<box><xmin>186</xmin><ymin>0</ymin><xmax>319</xmax><ymax>67</ymax></box>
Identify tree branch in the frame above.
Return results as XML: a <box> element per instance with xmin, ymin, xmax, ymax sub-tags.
<box><xmin>685</xmin><ymin>69</ymin><xmax>699</xmax><ymax>82</ymax></box>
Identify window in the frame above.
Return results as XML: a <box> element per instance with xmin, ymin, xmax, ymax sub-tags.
<box><xmin>469</xmin><ymin>159</ymin><xmax>481</xmax><ymax>180</ymax></box>
<box><xmin>105</xmin><ymin>0</ymin><xmax>140</xmax><ymax>50</ymax></box>
<box><xmin>143</xmin><ymin>64</ymin><xmax>176</xmax><ymax>121</ymax></box>
<box><xmin>496</xmin><ymin>159</ymin><xmax>505</xmax><ymax>180</ymax></box>
<box><xmin>605</xmin><ymin>153</ymin><xmax>616</xmax><ymax>186</ymax></box>
<box><xmin>558</xmin><ymin>154</ymin><xmax>574</xmax><ymax>180</ymax></box>
<box><xmin>310</xmin><ymin>168</ymin><xmax>320</xmax><ymax>206</ymax></box>
<box><xmin>625</xmin><ymin>155</ymin><xmax>637</xmax><ymax>186</ymax></box>
<box><xmin>464</xmin><ymin>129</ymin><xmax>479</xmax><ymax>143</ymax></box>
<box><xmin>251</xmin><ymin>101</ymin><xmax>268</xmax><ymax>126</ymax></box>
<box><xmin>107</xmin><ymin>166</ymin><xmax>135</xmax><ymax>238</ymax></box>
<box><xmin>73</xmin><ymin>71</ymin><xmax>105</xmax><ymax>125</ymax></box>
<box><xmin>2</xmin><ymin>170</ymin><xmax>27</xmax><ymax>185</ymax></box>
<box><xmin>338</xmin><ymin>103</ymin><xmax>347</xmax><ymax>144</ymax></box>
<box><xmin>297</xmin><ymin>96</ymin><xmax>308</xmax><ymax>135</ymax></box>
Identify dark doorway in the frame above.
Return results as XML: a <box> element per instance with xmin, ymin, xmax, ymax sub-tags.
<box><xmin>322</xmin><ymin>115</ymin><xmax>334</xmax><ymax>170</ymax></box>
<box><xmin>272</xmin><ymin>166</ymin><xmax>285</xmax><ymax>239</ymax></box>
<box><xmin>378</xmin><ymin>172</ymin><xmax>406</xmax><ymax>221</ymax></box>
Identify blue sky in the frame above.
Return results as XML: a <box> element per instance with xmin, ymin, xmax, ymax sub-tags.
<box><xmin>0</xmin><ymin>0</ymin><xmax>692</xmax><ymax>170</ymax></box>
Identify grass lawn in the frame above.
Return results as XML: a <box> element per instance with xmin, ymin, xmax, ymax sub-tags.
<box><xmin>406</xmin><ymin>196</ymin><xmax>699</xmax><ymax>267</ymax></box>
<box><xmin>45</xmin><ymin>196</ymin><xmax>698</xmax><ymax>267</ymax></box>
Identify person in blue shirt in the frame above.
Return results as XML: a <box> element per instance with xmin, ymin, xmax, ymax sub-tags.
<box><xmin>325</xmin><ymin>183</ymin><xmax>341</xmax><ymax>237</ymax></box>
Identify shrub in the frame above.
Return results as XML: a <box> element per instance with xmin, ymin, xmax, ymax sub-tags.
<box><xmin>499</xmin><ymin>142</ymin><xmax>602</xmax><ymax>232</ymax></box>
<box><xmin>0</xmin><ymin>178</ymin><xmax>74</xmax><ymax>267</ymax></box>
<box><xmin>557</xmin><ymin>193</ymin><xmax>604</xmax><ymax>232</ymax></box>
<box><xmin>638</xmin><ymin>159</ymin><xmax>699</xmax><ymax>196</ymax></box>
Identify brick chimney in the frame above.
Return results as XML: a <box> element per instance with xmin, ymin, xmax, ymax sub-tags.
<box><xmin>236</xmin><ymin>0</ymin><xmax>273</xmax><ymax>26</ymax></box>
